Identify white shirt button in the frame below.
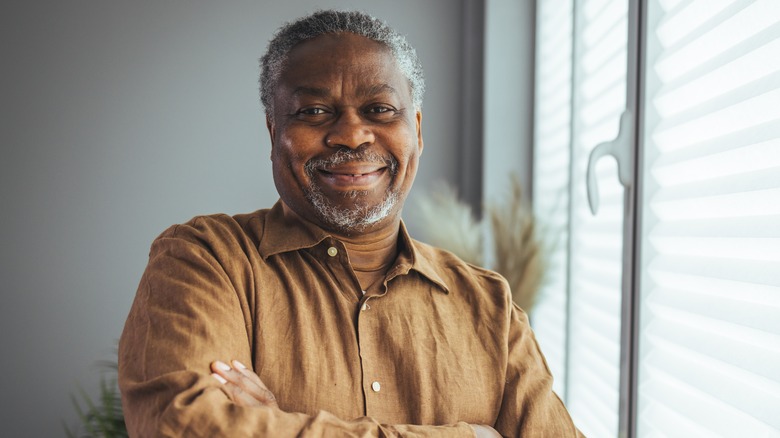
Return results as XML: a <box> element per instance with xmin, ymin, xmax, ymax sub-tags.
<box><xmin>361</xmin><ymin>302</ymin><xmax>368</xmax><ymax>311</ymax></box>
<box><xmin>327</xmin><ymin>247</ymin><xmax>338</xmax><ymax>257</ymax></box>
<box><xmin>371</xmin><ymin>381</ymin><xmax>381</xmax><ymax>392</ymax></box>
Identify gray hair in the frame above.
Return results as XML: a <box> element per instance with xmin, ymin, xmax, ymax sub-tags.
<box><xmin>260</xmin><ymin>10</ymin><xmax>425</xmax><ymax>116</ymax></box>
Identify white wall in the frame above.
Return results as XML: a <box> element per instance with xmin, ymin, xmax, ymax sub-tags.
<box><xmin>0</xmin><ymin>1</ymin><xmax>467</xmax><ymax>435</ymax></box>
<box><xmin>484</xmin><ymin>0</ymin><xmax>535</xmax><ymax>201</ymax></box>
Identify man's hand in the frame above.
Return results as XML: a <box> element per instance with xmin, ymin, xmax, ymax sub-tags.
<box><xmin>210</xmin><ymin>360</ymin><xmax>279</xmax><ymax>408</ymax></box>
<box><xmin>471</xmin><ymin>424</ymin><xmax>502</xmax><ymax>437</ymax></box>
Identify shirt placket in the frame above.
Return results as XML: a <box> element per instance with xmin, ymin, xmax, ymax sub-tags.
<box><xmin>321</xmin><ymin>239</ymin><xmax>383</xmax><ymax>416</ymax></box>
<box><xmin>358</xmin><ymin>283</ymin><xmax>386</xmax><ymax>415</ymax></box>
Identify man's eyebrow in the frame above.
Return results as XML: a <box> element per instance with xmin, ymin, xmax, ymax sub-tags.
<box><xmin>291</xmin><ymin>86</ymin><xmax>331</xmax><ymax>98</ymax></box>
<box><xmin>290</xmin><ymin>84</ymin><xmax>399</xmax><ymax>99</ymax></box>
<box><xmin>359</xmin><ymin>84</ymin><xmax>399</xmax><ymax>97</ymax></box>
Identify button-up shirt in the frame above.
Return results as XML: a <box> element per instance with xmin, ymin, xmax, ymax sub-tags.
<box><xmin>118</xmin><ymin>201</ymin><xmax>581</xmax><ymax>437</ymax></box>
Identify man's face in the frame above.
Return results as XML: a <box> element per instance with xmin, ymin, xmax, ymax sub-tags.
<box><xmin>267</xmin><ymin>32</ymin><xmax>423</xmax><ymax>235</ymax></box>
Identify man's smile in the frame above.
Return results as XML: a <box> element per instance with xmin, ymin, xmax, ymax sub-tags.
<box><xmin>316</xmin><ymin>164</ymin><xmax>389</xmax><ymax>190</ymax></box>
<box><xmin>303</xmin><ymin>147</ymin><xmax>399</xmax><ymax>194</ymax></box>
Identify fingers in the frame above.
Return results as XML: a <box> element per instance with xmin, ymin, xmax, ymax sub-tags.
<box><xmin>231</xmin><ymin>360</ymin><xmax>267</xmax><ymax>390</ymax></box>
<box><xmin>471</xmin><ymin>424</ymin><xmax>502</xmax><ymax>438</ymax></box>
<box><xmin>210</xmin><ymin>360</ymin><xmax>279</xmax><ymax>408</ymax></box>
<box><xmin>231</xmin><ymin>360</ymin><xmax>280</xmax><ymax>408</ymax></box>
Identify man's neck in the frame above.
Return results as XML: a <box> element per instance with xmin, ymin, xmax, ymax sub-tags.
<box><xmin>338</xmin><ymin>224</ymin><xmax>399</xmax><ymax>268</ymax></box>
<box><xmin>340</xmin><ymin>225</ymin><xmax>399</xmax><ymax>294</ymax></box>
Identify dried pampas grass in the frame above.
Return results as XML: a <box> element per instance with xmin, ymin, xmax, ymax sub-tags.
<box><xmin>414</xmin><ymin>183</ymin><xmax>484</xmax><ymax>266</ymax></box>
<box><xmin>488</xmin><ymin>178</ymin><xmax>545</xmax><ymax>311</ymax></box>
<box><xmin>414</xmin><ymin>176</ymin><xmax>546</xmax><ymax>311</ymax></box>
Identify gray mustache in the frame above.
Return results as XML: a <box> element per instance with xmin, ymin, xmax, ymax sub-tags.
<box><xmin>305</xmin><ymin>148</ymin><xmax>398</xmax><ymax>175</ymax></box>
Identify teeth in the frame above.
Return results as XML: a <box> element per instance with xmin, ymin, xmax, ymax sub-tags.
<box><xmin>320</xmin><ymin>170</ymin><xmax>382</xmax><ymax>177</ymax></box>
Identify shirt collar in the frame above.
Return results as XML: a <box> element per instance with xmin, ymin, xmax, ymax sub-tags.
<box><xmin>257</xmin><ymin>200</ymin><xmax>450</xmax><ymax>294</ymax></box>
<box><xmin>390</xmin><ymin>221</ymin><xmax>450</xmax><ymax>294</ymax></box>
<box><xmin>258</xmin><ymin>200</ymin><xmax>332</xmax><ymax>258</ymax></box>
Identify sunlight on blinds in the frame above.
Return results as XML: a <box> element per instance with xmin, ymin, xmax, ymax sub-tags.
<box><xmin>566</xmin><ymin>0</ymin><xmax>628</xmax><ymax>437</ymax></box>
<box><xmin>638</xmin><ymin>0</ymin><xmax>780</xmax><ymax>436</ymax></box>
<box><xmin>531</xmin><ymin>0</ymin><xmax>573</xmax><ymax>398</ymax></box>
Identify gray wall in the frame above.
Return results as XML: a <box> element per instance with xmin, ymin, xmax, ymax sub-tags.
<box><xmin>484</xmin><ymin>0</ymin><xmax>535</xmax><ymax>201</ymax></box>
<box><xmin>0</xmin><ymin>1</ymin><xmax>470</xmax><ymax>435</ymax></box>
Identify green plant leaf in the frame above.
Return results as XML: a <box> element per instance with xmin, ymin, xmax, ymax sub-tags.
<box><xmin>64</xmin><ymin>356</ymin><xmax>127</xmax><ymax>438</ymax></box>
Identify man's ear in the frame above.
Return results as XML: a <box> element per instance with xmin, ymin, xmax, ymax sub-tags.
<box><xmin>266</xmin><ymin>113</ymin><xmax>276</xmax><ymax>152</ymax></box>
<box><xmin>416</xmin><ymin>110</ymin><xmax>424</xmax><ymax>154</ymax></box>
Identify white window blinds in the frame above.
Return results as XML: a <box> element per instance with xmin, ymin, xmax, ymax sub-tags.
<box><xmin>532</xmin><ymin>1</ymin><xmax>629</xmax><ymax>436</ymax></box>
<box><xmin>533</xmin><ymin>0</ymin><xmax>780</xmax><ymax>436</ymax></box>
<box><xmin>566</xmin><ymin>1</ymin><xmax>628</xmax><ymax>437</ymax></box>
<box><xmin>531</xmin><ymin>0</ymin><xmax>573</xmax><ymax>397</ymax></box>
<box><xmin>636</xmin><ymin>0</ymin><xmax>780</xmax><ymax>436</ymax></box>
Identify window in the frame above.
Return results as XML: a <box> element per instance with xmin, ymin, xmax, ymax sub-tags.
<box><xmin>533</xmin><ymin>0</ymin><xmax>630</xmax><ymax>436</ymax></box>
<box><xmin>531</xmin><ymin>1</ymin><xmax>780</xmax><ymax>436</ymax></box>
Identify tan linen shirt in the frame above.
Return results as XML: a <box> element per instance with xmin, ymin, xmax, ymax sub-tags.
<box><xmin>119</xmin><ymin>201</ymin><xmax>580</xmax><ymax>437</ymax></box>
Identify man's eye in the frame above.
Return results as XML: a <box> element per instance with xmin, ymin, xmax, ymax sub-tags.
<box><xmin>366</xmin><ymin>106</ymin><xmax>395</xmax><ymax>115</ymax></box>
<box><xmin>298</xmin><ymin>108</ymin><xmax>328</xmax><ymax>115</ymax></box>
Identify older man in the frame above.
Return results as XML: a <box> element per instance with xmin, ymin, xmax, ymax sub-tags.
<box><xmin>119</xmin><ymin>10</ymin><xmax>580</xmax><ymax>437</ymax></box>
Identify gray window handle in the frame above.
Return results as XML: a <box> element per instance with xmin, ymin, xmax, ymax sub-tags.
<box><xmin>586</xmin><ymin>109</ymin><xmax>634</xmax><ymax>215</ymax></box>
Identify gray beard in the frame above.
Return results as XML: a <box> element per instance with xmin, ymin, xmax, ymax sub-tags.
<box><xmin>304</xmin><ymin>185</ymin><xmax>399</xmax><ymax>233</ymax></box>
<box><xmin>303</xmin><ymin>148</ymin><xmax>400</xmax><ymax>233</ymax></box>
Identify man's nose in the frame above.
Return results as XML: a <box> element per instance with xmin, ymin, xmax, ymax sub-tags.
<box><xmin>324</xmin><ymin>111</ymin><xmax>375</xmax><ymax>149</ymax></box>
